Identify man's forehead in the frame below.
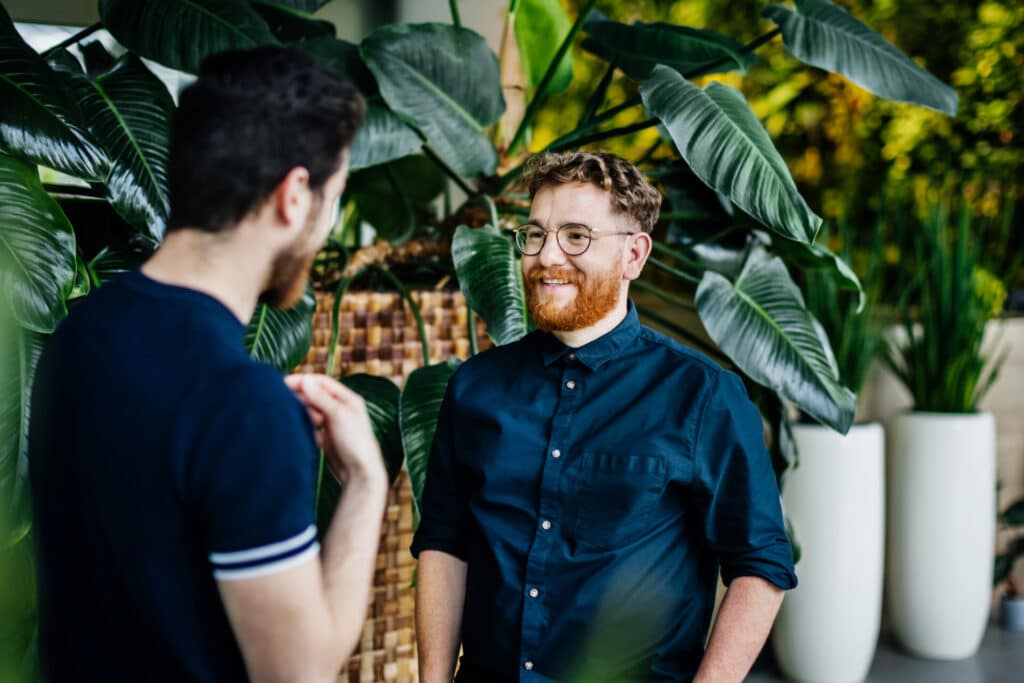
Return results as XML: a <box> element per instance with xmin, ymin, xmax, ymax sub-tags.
<box><xmin>529</xmin><ymin>182</ymin><xmax>613</xmax><ymax>225</ymax></box>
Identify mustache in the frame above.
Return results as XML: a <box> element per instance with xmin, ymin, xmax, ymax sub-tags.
<box><xmin>526</xmin><ymin>267</ymin><xmax>585</xmax><ymax>285</ymax></box>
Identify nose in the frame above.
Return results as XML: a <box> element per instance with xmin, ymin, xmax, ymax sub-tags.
<box><xmin>537</xmin><ymin>229</ymin><xmax>567</xmax><ymax>268</ymax></box>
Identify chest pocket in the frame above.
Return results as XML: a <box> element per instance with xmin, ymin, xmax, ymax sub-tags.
<box><xmin>572</xmin><ymin>451</ymin><xmax>667</xmax><ymax>551</ymax></box>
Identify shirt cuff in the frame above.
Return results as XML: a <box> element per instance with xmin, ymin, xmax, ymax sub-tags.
<box><xmin>210</xmin><ymin>524</ymin><xmax>320</xmax><ymax>580</ymax></box>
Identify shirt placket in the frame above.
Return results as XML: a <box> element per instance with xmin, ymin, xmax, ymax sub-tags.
<box><xmin>519</xmin><ymin>353</ymin><xmax>582</xmax><ymax>679</ymax></box>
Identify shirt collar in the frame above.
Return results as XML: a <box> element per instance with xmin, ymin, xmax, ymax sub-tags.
<box><xmin>539</xmin><ymin>300</ymin><xmax>640</xmax><ymax>371</ymax></box>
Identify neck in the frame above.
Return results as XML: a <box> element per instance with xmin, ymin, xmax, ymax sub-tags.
<box><xmin>550</xmin><ymin>294</ymin><xmax>630</xmax><ymax>348</ymax></box>
<box><xmin>141</xmin><ymin>226</ymin><xmax>272</xmax><ymax>323</ymax></box>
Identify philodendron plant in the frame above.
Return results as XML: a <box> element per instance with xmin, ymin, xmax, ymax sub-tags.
<box><xmin>1</xmin><ymin>0</ymin><xmax>960</xmax><ymax>565</ymax></box>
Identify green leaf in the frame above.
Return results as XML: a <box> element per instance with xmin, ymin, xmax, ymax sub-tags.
<box><xmin>452</xmin><ymin>224</ymin><xmax>528</xmax><ymax>346</ymax></box>
<box><xmin>766</xmin><ymin>233</ymin><xmax>864</xmax><ymax>311</ymax></box>
<box><xmin>349</xmin><ymin>99</ymin><xmax>423</xmax><ymax>171</ymax></box>
<box><xmin>583</xmin><ymin>15</ymin><xmax>754</xmax><ymax>80</ymax></box>
<box><xmin>1003</xmin><ymin>499</ymin><xmax>1024</xmax><ymax>527</ymax></box>
<box><xmin>0</xmin><ymin>322</ymin><xmax>44</xmax><ymax>547</ymax></box>
<box><xmin>270</xmin><ymin>0</ymin><xmax>331</xmax><ymax>11</ymax></box>
<box><xmin>762</xmin><ymin>0</ymin><xmax>957</xmax><ymax>115</ymax></box>
<box><xmin>514</xmin><ymin>0</ymin><xmax>574</xmax><ymax>95</ymax></box>
<box><xmin>0</xmin><ymin>154</ymin><xmax>77</xmax><ymax>333</ymax></box>
<box><xmin>641</xmin><ymin>66</ymin><xmax>821</xmax><ymax>243</ymax></box>
<box><xmin>361</xmin><ymin>23</ymin><xmax>504</xmax><ymax>177</ymax></box>
<box><xmin>68</xmin><ymin>253</ymin><xmax>92</xmax><ymax>300</ymax></box>
<box><xmin>401</xmin><ymin>358</ymin><xmax>460</xmax><ymax>513</ymax></box>
<box><xmin>695</xmin><ymin>248</ymin><xmax>856</xmax><ymax>433</ymax></box>
<box><xmin>99</xmin><ymin>0</ymin><xmax>280</xmax><ymax>74</ymax></box>
<box><xmin>243</xmin><ymin>288</ymin><xmax>315</xmax><ymax>372</ymax></box>
<box><xmin>251</xmin><ymin>0</ymin><xmax>335</xmax><ymax>42</ymax></box>
<box><xmin>0</xmin><ymin>7</ymin><xmax>108</xmax><ymax>181</ymax></box>
<box><xmin>316</xmin><ymin>373</ymin><xmax>403</xmax><ymax>535</ymax></box>
<box><xmin>87</xmin><ymin>245</ymin><xmax>148</xmax><ymax>288</ymax></box>
<box><xmin>343</xmin><ymin>374</ymin><xmax>403</xmax><ymax>485</ymax></box>
<box><xmin>347</xmin><ymin>155</ymin><xmax>444</xmax><ymax>242</ymax></box>
<box><xmin>297</xmin><ymin>36</ymin><xmax>378</xmax><ymax>95</ymax></box>
<box><xmin>78</xmin><ymin>55</ymin><xmax>174</xmax><ymax>240</ymax></box>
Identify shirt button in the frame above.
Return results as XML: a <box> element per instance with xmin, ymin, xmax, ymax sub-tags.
<box><xmin>541</xmin><ymin>520</ymin><xmax>552</xmax><ymax>530</ymax></box>
<box><xmin>551</xmin><ymin>449</ymin><xmax>561</xmax><ymax>458</ymax></box>
<box><xmin>529</xmin><ymin>588</ymin><xmax>540</xmax><ymax>598</ymax></box>
<box><xmin>524</xmin><ymin>661</ymin><xmax>534</xmax><ymax>671</ymax></box>
<box><xmin>566</xmin><ymin>380</ymin><xmax>576</xmax><ymax>390</ymax></box>
<box><xmin>568</xmin><ymin>353</ymin><xmax>576</xmax><ymax>360</ymax></box>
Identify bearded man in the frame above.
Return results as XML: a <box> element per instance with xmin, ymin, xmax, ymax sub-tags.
<box><xmin>412</xmin><ymin>151</ymin><xmax>797</xmax><ymax>683</ymax></box>
<box><xmin>29</xmin><ymin>47</ymin><xmax>388</xmax><ymax>682</ymax></box>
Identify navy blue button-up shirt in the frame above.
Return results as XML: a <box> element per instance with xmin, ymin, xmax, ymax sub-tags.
<box><xmin>411</xmin><ymin>302</ymin><xmax>797</xmax><ymax>682</ymax></box>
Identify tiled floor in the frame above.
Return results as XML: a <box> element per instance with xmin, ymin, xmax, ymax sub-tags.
<box><xmin>747</xmin><ymin>626</ymin><xmax>1024</xmax><ymax>683</ymax></box>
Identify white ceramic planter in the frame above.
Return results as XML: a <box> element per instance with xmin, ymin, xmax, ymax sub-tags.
<box><xmin>887</xmin><ymin>412</ymin><xmax>996</xmax><ymax>659</ymax></box>
<box><xmin>771</xmin><ymin>423</ymin><xmax>885</xmax><ymax>683</ymax></box>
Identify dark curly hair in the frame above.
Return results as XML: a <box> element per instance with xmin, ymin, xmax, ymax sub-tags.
<box><xmin>166</xmin><ymin>46</ymin><xmax>364</xmax><ymax>234</ymax></box>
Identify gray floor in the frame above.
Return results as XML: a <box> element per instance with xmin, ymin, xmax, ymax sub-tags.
<box><xmin>747</xmin><ymin>626</ymin><xmax>1024</xmax><ymax>683</ymax></box>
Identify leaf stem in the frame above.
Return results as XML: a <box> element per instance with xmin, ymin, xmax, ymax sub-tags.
<box><xmin>40</xmin><ymin>22</ymin><xmax>103</xmax><ymax>58</ymax></box>
<box><xmin>507</xmin><ymin>0</ymin><xmax>599</xmax><ymax>154</ymax></box>
<box><xmin>449</xmin><ymin>0</ymin><xmax>462</xmax><ymax>27</ymax></box>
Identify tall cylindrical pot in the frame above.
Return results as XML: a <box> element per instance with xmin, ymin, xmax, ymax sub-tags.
<box><xmin>887</xmin><ymin>412</ymin><xmax>996</xmax><ymax>659</ymax></box>
<box><xmin>772</xmin><ymin>422</ymin><xmax>885</xmax><ymax>683</ymax></box>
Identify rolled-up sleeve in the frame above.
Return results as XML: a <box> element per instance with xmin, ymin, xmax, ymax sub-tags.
<box><xmin>694</xmin><ymin>370</ymin><xmax>797</xmax><ymax>590</ymax></box>
<box><xmin>410</xmin><ymin>376</ymin><xmax>471</xmax><ymax>561</ymax></box>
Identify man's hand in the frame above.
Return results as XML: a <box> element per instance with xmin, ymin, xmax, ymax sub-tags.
<box><xmin>285</xmin><ymin>374</ymin><xmax>385</xmax><ymax>486</ymax></box>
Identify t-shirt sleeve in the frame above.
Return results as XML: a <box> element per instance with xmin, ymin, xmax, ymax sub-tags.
<box><xmin>188</xmin><ymin>367</ymin><xmax>320</xmax><ymax>581</ymax></box>
<box><xmin>694</xmin><ymin>370</ymin><xmax>797</xmax><ymax>590</ymax></box>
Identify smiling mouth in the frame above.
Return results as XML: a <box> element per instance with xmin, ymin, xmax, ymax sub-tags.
<box><xmin>541</xmin><ymin>279</ymin><xmax>573</xmax><ymax>285</ymax></box>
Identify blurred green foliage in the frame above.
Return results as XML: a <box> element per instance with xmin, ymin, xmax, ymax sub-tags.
<box><xmin>538</xmin><ymin>0</ymin><xmax>1023</xmax><ymax>292</ymax></box>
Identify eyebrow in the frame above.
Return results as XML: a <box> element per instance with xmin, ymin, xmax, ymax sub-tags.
<box><xmin>524</xmin><ymin>220</ymin><xmax>590</xmax><ymax>228</ymax></box>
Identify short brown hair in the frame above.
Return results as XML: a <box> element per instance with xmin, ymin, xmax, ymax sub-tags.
<box><xmin>519</xmin><ymin>151</ymin><xmax>662</xmax><ymax>233</ymax></box>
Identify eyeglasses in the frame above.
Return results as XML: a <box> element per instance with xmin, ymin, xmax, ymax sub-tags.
<box><xmin>513</xmin><ymin>223</ymin><xmax>636</xmax><ymax>257</ymax></box>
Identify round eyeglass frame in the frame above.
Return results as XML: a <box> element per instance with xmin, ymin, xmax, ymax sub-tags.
<box><xmin>512</xmin><ymin>223</ymin><xmax>636</xmax><ymax>257</ymax></box>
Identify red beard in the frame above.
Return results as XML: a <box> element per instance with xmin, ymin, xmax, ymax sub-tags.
<box><xmin>525</xmin><ymin>262</ymin><xmax>622</xmax><ymax>332</ymax></box>
<box><xmin>261</xmin><ymin>246</ymin><xmax>316</xmax><ymax>309</ymax></box>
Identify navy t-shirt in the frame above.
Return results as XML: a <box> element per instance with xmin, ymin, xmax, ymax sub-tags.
<box><xmin>28</xmin><ymin>270</ymin><xmax>319</xmax><ymax>682</ymax></box>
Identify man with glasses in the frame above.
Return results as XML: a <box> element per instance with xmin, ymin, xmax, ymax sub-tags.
<box><xmin>413</xmin><ymin>151</ymin><xmax>797</xmax><ymax>683</ymax></box>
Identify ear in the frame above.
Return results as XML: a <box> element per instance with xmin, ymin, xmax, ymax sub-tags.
<box><xmin>622</xmin><ymin>231</ymin><xmax>653</xmax><ymax>281</ymax></box>
<box><xmin>272</xmin><ymin>166</ymin><xmax>313</xmax><ymax>231</ymax></box>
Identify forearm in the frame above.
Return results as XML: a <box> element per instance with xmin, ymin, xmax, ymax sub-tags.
<box><xmin>694</xmin><ymin>576</ymin><xmax>784</xmax><ymax>683</ymax></box>
<box><xmin>416</xmin><ymin>550</ymin><xmax>468</xmax><ymax>683</ymax></box>
<box><xmin>319</xmin><ymin>469</ymin><xmax>390</xmax><ymax>668</ymax></box>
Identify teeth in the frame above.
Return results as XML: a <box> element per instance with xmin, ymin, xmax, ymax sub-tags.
<box><xmin>542</xmin><ymin>279</ymin><xmax>570</xmax><ymax>285</ymax></box>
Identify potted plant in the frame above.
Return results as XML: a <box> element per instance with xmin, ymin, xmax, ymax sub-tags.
<box><xmin>884</xmin><ymin>198</ymin><xmax>1008</xmax><ymax>659</ymax></box>
<box><xmin>995</xmin><ymin>497</ymin><xmax>1024</xmax><ymax>631</ymax></box>
<box><xmin>770</xmin><ymin>217</ymin><xmax>886</xmax><ymax>683</ymax></box>
<box><xmin>0</xmin><ymin>0</ymin><xmax>963</xmax><ymax>678</ymax></box>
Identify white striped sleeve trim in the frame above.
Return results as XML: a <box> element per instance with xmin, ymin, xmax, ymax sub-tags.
<box><xmin>213</xmin><ymin>542</ymin><xmax>320</xmax><ymax>581</ymax></box>
<box><xmin>209</xmin><ymin>525</ymin><xmax>318</xmax><ymax>577</ymax></box>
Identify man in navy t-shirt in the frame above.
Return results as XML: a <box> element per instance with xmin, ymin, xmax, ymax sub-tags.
<box><xmin>29</xmin><ymin>47</ymin><xmax>387</xmax><ymax>682</ymax></box>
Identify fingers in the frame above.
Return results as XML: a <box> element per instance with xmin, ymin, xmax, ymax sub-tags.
<box><xmin>302</xmin><ymin>374</ymin><xmax>363</xmax><ymax>405</ymax></box>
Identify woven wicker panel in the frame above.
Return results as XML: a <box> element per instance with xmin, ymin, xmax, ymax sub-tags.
<box><xmin>299</xmin><ymin>290</ymin><xmax>489</xmax><ymax>682</ymax></box>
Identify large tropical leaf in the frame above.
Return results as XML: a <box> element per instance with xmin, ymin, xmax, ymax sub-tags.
<box><xmin>763</xmin><ymin>232</ymin><xmax>864</xmax><ymax>311</ymax></box>
<box><xmin>87</xmin><ymin>245</ymin><xmax>149</xmax><ymax>289</ymax></box>
<box><xmin>514</xmin><ymin>0</ymin><xmax>574</xmax><ymax>95</ymax></box>
<box><xmin>298</xmin><ymin>36</ymin><xmax>378</xmax><ymax>95</ymax></box>
<box><xmin>315</xmin><ymin>373</ymin><xmax>403</xmax><ymax>535</ymax></box>
<box><xmin>641</xmin><ymin>66</ymin><xmax>821</xmax><ymax>243</ymax></box>
<box><xmin>77</xmin><ymin>55</ymin><xmax>174</xmax><ymax>240</ymax></box>
<box><xmin>695</xmin><ymin>248</ymin><xmax>856</xmax><ymax>433</ymax></box>
<box><xmin>271</xmin><ymin>0</ymin><xmax>331</xmax><ymax>11</ymax></box>
<box><xmin>346</xmin><ymin>155</ymin><xmax>445</xmax><ymax>243</ymax></box>
<box><xmin>244</xmin><ymin>288</ymin><xmax>316</xmax><ymax>372</ymax></box>
<box><xmin>762</xmin><ymin>0</ymin><xmax>957</xmax><ymax>115</ymax></box>
<box><xmin>401</xmin><ymin>357</ymin><xmax>460</xmax><ymax>513</ymax></box>
<box><xmin>0</xmin><ymin>323</ymin><xmax>44</xmax><ymax>547</ymax></box>
<box><xmin>0</xmin><ymin>7</ymin><xmax>108</xmax><ymax>181</ymax></box>
<box><xmin>349</xmin><ymin>99</ymin><xmax>422</xmax><ymax>171</ymax></box>
<box><xmin>251</xmin><ymin>0</ymin><xmax>334</xmax><ymax>42</ymax></box>
<box><xmin>0</xmin><ymin>154</ymin><xmax>76</xmax><ymax>333</ymax></box>
<box><xmin>583</xmin><ymin>15</ymin><xmax>755</xmax><ymax>80</ymax></box>
<box><xmin>99</xmin><ymin>0</ymin><xmax>280</xmax><ymax>74</ymax></box>
<box><xmin>361</xmin><ymin>23</ymin><xmax>504</xmax><ymax>177</ymax></box>
<box><xmin>452</xmin><ymin>224</ymin><xmax>528</xmax><ymax>346</ymax></box>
